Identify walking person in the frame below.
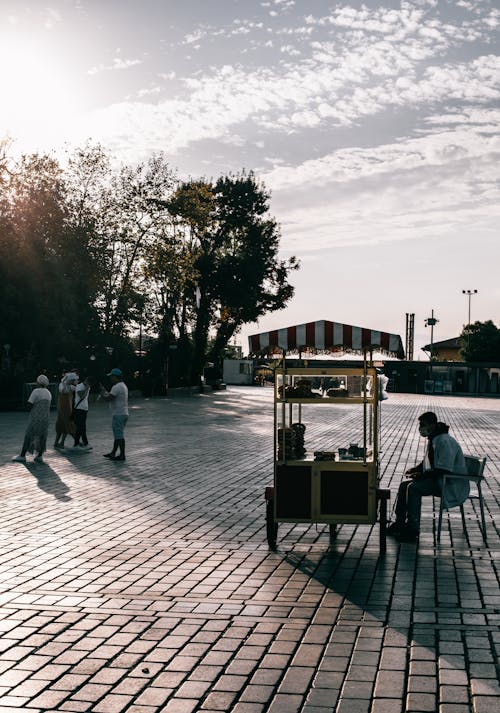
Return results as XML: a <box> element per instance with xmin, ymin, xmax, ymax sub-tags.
<box><xmin>54</xmin><ymin>371</ymin><xmax>78</xmax><ymax>449</ymax></box>
<box><xmin>100</xmin><ymin>368</ymin><xmax>128</xmax><ymax>461</ymax></box>
<box><xmin>12</xmin><ymin>375</ymin><xmax>52</xmax><ymax>464</ymax></box>
<box><xmin>72</xmin><ymin>376</ymin><xmax>95</xmax><ymax>451</ymax></box>
<box><xmin>388</xmin><ymin>411</ymin><xmax>469</xmax><ymax>543</ymax></box>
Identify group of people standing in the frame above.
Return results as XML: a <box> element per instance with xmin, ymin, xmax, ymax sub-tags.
<box><xmin>12</xmin><ymin>368</ymin><xmax>128</xmax><ymax>464</ymax></box>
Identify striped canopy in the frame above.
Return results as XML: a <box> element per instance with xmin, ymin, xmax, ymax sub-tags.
<box><xmin>248</xmin><ymin>320</ymin><xmax>405</xmax><ymax>358</ymax></box>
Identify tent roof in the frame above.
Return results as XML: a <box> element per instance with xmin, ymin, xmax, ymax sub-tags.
<box><xmin>248</xmin><ymin>319</ymin><xmax>405</xmax><ymax>359</ymax></box>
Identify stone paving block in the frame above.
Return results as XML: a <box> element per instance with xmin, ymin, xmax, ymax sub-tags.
<box><xmin>336</xmin><ymin>698</ymin><xmax>371</xmax><ymax>712</ymax></box>
<box><xmin>406</xmin><ymin>691</ymin><xmax>438</xmax><ymax>711</ymax></box>
<box><xmin>159</xmin><ymin>699</ymin><xmax>199</xmax><ymax>713</ymax></box>
<box><xmin>371</xmin><ymin>700</ymin><xmax>403</xmax><ymax>713</ymax></box>
<box><xmin>306</xmin><ymin>686</ymin><xmax>340</xmax><ymax>707</ymax></box>
<box><xmin>472</xmin><ymin>697</ymin><xmax>500</xmax><ymax>713</ymax></box>
<box><xmin>231</xmin><ymin>703</ymin><xmax>265</xmax><ymax>713</ymax></box>
<box><xmin>374</xmin><ymin>669</ymin><xmax>406</xmax><ymax>698</ymax></box>
<box><xmin>266</xmin><ymin>693</ymin><xmax>304</xmax><ymax>712</ymax></box>
<box><xmin>92</xmin><ymin>693</ymin><xmax>135</xmax><ymax>712</ymax></box>
<box><xmin>238</xmin><ymin>684</ymin><xmax>274</xmax><ymax>704</ymax></box>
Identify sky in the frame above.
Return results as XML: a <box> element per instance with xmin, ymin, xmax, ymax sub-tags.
<box><xmin>0</xmin><ymin>0</ymin><xmax>498</xmax><ymax>359</ymax></box>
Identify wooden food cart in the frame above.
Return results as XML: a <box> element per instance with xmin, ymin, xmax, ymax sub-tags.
<box><xmin>248</xmin><ymin>320</ymin><xmax>404</xmax><ymax>553</ymax></box>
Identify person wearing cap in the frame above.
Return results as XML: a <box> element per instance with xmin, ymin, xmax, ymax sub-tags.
<box><xmin>388</xmin><ymin>411</ymin><xmax>469</xmax><ymax>543</ymax></box>
<box><xmin>100</xmin><ymin>368</ymin><xmax>128</xmax><ymax>461</ymax></box>
<box><xmin>54</xmin><ymin>370</ymin><xmax>78</xmax><ymax>449</ymax></box>
<box><xmin>12</xmin><ymin>375</ymin><xmax>52</xmax><ymax>464</ymax></box>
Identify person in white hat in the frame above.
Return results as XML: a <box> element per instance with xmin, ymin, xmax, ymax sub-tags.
<box><xmin>100</xmin><ymin>368</ymin><xmax>128</xmax><ymax>461</ymax></box>
<box><xmin>12</xmin><ymin>375</ymin><xmax>52</xmax><ymax>464</ymax></box>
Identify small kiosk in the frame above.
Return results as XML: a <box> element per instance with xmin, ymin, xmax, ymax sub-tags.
<box><xmin>248</xmin><ymin>320</ymin><xmax>404</xmax><ymax>552</ymax></box>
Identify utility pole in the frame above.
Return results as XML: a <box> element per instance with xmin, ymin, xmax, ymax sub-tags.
<box><xmin>405</xmin><ymin>313</ymin><xmax>415</xmax><ymax>361</ymax></box>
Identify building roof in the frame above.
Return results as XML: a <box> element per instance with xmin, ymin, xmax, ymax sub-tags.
<box><xmin>422</xmin><ymin>336</ymin><xmax>463</xmax><ymax>350</ymax></box>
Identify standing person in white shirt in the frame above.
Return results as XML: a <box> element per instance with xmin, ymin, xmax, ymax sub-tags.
<box><xmin>12</xmin><ymin>374</ymin><xmax>52</xmax><ymax>464</ymax></box>
<box><xmin>72</xmin><ymin>376</ymin><xmax>95</xmax><ymax>451</ymax></box>
<box><xmin>100</xmin><ymin>368</ymin><xmax>129</xmax><ymax>461</ymax></box>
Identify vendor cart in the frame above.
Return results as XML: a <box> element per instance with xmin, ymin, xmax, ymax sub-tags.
<box><xmin>248</xmin><ymin>320</ymin><xmax>404</xmax><ymax>553</ymax></box>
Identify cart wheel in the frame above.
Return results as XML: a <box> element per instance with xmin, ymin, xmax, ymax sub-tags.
<box><xmin>266</xmin><ymin>498</ymin><xmax>278</xmax><ymax>550</ymax></box>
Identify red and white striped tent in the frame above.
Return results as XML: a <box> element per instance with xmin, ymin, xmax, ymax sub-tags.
<box><xmin>248</xmin><ymin>320</ymin><xmax>404</xmax><ymax>359</ymax></box>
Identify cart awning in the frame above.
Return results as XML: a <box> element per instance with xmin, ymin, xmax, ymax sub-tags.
<box><xmin>248</xmin><ymin>320</ymin><xmax>405</xmax><ymax>359</ymax></box>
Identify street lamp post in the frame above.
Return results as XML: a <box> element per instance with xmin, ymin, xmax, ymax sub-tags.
<box><xmin>462</xmin><ymin>289</ymin><xmax>477</xmax><ymax>326</ymax></box>
<box><xmin>425</xmin><ymin>309</ymin><xmax>439</xmax><ymax>378</ymax></box>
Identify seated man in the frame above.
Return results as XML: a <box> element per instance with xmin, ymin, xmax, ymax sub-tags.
<box><xmin>389</xmin><ymin>411</ymin><xmax>469</xmax><ymax>543</ymax></box>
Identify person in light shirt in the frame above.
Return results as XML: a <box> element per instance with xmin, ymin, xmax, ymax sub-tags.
<box><xmin>12</xmin><ymin>374</ymin><xmax>52</xmax><ymax>464</ymax></box>
<box><xmin>100</xmin><ymin>368</ymin><xmax>129</xmax><ymax>461</ymax></box>
<box><xmin>72</xmin><ymin>376</ymin><xmax>96</xmax><ymax>451</ymax></box>
<box><xmin>388</xmin><ymin>411</ymin><xmax>469</xmax><ymax>543</ymax></box>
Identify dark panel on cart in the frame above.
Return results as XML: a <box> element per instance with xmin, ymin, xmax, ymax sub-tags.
<box><xmin>276</xmin><ymin>464</ymin><xmax>312</xmax><ymax>518</ymax></box>
<box><xmin>320</xmin><ymin>470</ymin><xmax>369</xmax><ymax>516</ymax></box>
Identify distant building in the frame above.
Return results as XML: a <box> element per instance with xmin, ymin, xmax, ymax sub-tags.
<box><xmin>422</xmin><ymin>336</ymin><xmax>463</xmax><ymax>362</ymax></box>
<box><xmin>223</xmin><ymin>359</ymin><xmax>253</xmax><ymax>385</ymax></box>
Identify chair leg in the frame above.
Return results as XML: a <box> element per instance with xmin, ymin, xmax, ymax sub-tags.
<box><xmin>437</xmin><ymin>499</ymin><xmax>444</xmax><ymax>542</ymax></box>
<box><xmin>460</xmin><ymin>503</ymin><xmax>467</xmax><ymax>532</ymax></box>
<box><xmin>477</xmin><ymin>483</ymin><xmax>487</xmax><ymax>543</ymax></box>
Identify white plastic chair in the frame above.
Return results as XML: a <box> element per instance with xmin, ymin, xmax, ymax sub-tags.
<box><xmin>437</xmin><ymin>455</ymin><xmax>487</xmax><ymax>543</ymax></box>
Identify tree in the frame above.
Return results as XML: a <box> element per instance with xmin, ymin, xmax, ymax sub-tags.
<box><xmin>460</xmin><ymin>321</ymin><xmax>500</xmax><ymax>362</ymax></box>
<box><xmin>0</xmin><ymin>150</ymin><xmax>99</xmax><ymax>370</ymax></box>
<box><xmin>65</xmin><ymin>146</ymin><xmax>175</xmax><ymax>340</ymax></box>
<box><xmin>159</xmin><ymin>173</ymin><xmax>298</xmax><ymax>384</ymax></box>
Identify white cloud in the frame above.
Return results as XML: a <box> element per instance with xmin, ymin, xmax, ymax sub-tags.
<box><xmin>260</xmin><ymin>110</ymin><xmax>500</xmax><ymax>250</ymax></box>
<box><xmin>264</xmin><ymin>109</ymin><xmax>500</xmax><ymax>189</ymax></box>
<box><xmin>87</xmin><ymin>57</ymin><xmax>142</xmax><ymax>75</ymax></box>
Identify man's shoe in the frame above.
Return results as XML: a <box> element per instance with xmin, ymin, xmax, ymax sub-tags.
<box><xmin>34</xmin><ymin>455</ymin><xmax>44</xmax><ymax>464</ymax></box>
<box><xmin>111</xmin><ymin>454</ymin><xmax>126</xmax><ymax>461</ymax></box>
<box><xmin>103</xmin><ymin>453</ymin><xmax>114</xmax><ymax>459</ymax></box>
<box><xmin>84</xmin><ymin>444</ymin><xmax>93</xmax><ymax>450</ymax></box>
<box><xmin>54</xmin><ymin>443</ymin><xmax>64</xmax><ymax>450</ymax></box>
<box><xmin>12</xmin><ymin>455</ymin><xmax>26</xmax><ymax>463</ymax></box>
<box><xmin>396</xmin><ymin>526</ymin><xmax>419</xmax><ymax>543</ymax></box>
<box><xmin>387</xmin><ymin>522</ymin><xmax>404</xmax><ymax>536</ymax></box>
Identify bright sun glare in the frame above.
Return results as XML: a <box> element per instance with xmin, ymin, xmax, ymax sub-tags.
<box><xmin>0</xmin><ymin>33</ymin><xmax>79</xmax><ymax>152</ymax></box>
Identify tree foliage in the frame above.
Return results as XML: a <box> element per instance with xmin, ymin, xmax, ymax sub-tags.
<box><xmin>0</xmin><ymin>142</ymin><xmax>297</xmax><ymax>390</ymax></box>
<box><xmin>145</xmin><ymin>173</ymin><xmax>298</xmax><ymax>383</ymax></box>
<box><xmin>460</xmin><ymin>321</ymin><xmax>500</xmax><ymax>362</ymax></box>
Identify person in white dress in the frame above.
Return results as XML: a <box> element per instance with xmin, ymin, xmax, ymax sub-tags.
<box><xmin>12</xmin><ymin>375</ymin><xmax>52</xmax><ymax>464</ymax></box>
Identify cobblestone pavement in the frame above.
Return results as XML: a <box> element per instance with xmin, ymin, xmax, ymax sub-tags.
<box><xmin>0</xmin><ymin>388</ymin><xmax>499</xmax><ymax>713</ymax></box>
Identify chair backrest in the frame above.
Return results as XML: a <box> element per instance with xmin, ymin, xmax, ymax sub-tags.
<box><xmin>464</xmin><ymin>455</ymin><xmax>487</xmax><ymax>477</ymax></box>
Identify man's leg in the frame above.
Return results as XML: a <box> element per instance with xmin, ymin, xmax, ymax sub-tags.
<box><xmin>73</xmin><ymin>410</ymin><xmax>83</xmax><ymax>446</ymax></box>
<box><xmin>114</xmin><ymin>416</ymin><xmax>128</xmax><ymax>460</ymax></box>
<box><xmin>81</xmin><ymin>411</ymin><xmax>89</xmax><ymax>446</ymax></box>
<box><xmin>104</xmin><ymin>416</ymin><xmax>126</xmax><ymax>459</ymax></box>
<box><xmin>393</xmin><ymin>480</ymin><xmax>411</xmax><ymax>525</ymax></box>
<box><xmin>406</xmin><ymin>478</ymin><xmax>437</xmax><ymax>531</ymax></box>
<box><xmin>397</xmin><ymin>477</ymin><xmax>437</xmax><ymax>541</ymax></box>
